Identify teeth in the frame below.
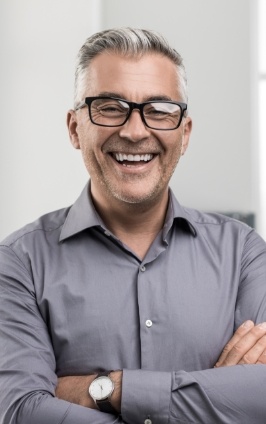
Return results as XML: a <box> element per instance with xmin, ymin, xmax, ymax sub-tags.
<box><xmin>114</xmin><ymin>153</ymin><xmax>154</xmax><ymax>162</ymax></box>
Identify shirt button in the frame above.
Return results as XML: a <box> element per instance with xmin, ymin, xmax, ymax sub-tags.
<box><xmin>144</xmin><ymin>419</ymin><xmax>152</xmax><ymax>424</ymax></box>
<box><xmin>140</xmin><ymin>265</ymin><xmax>146</xmax><ymax>272</ymax></box>
<box><xmin>145</xmin><ymin>319</ymin><xmax>153</xmax><ymax>328</ymax></box>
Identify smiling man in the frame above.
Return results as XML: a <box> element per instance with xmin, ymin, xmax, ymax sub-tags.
<box><xmin>1</xmin><ymin>28</ymin><xmax>266</xmax><ymax>424</ymax></box>
<box><xmin>67</xmin><ymin>49</ymin><xmax>191</xmax><ymax>259</ymax></box>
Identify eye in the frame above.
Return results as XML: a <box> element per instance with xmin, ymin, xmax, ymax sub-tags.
<box><xmin>92</xmin><ymin>99</ymin><xmax>129</xmax><ymax>116</ymax></box>
<box><xmin>144</xmin><ymin>104</ymin><xmax>172</xmax><ymax>120</ymax></box>
<box><xmin>145</xmin><ymin>102</ymin><xmax>182</xmax><ymax>119</ymax></box>
<box><xmin>148</xmin><ymin>109</ymin><xmax>168</xmax><ymax>116</ymax></box>
<box><xmin>98</xmin><ymin>104</ymin><xmax>126</xmax><ymax>115</ymax></box>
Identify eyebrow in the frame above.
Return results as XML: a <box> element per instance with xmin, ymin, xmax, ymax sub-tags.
<box><xmin>96</xmin><ymin>91</ymin><xmax>174</xmax><ymax>102</ymax></box>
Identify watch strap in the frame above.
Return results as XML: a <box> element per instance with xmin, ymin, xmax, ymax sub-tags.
<box><xmin>97</xmin><ymin>397</ymin><xmax>117</xmax><ymax>414</ymax></box>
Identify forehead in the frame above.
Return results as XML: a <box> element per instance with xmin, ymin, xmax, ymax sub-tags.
<box><xmin>83</xmin><ymin>52</ymin><xmax>181</xmax><ymax>101</ymax></box>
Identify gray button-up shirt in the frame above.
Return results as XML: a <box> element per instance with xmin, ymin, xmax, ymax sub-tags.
<box><xmin>1</xmin><ymin>182</ymin><xmax>266</xmax><ymax>424</ymax></box>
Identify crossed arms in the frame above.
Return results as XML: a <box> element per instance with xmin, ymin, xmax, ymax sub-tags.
<box><xmin>56</xmin><ymin>320</ymin><xmax>266</xmax><ymax>414</ymax></box>
<box><xmin>2</xmin><ymin>276</ymin><xmax>266</xmax><ymax>424</ymax></box>
<box><xmin>1</xmin><ymin>226</ymin><xmax>266</xmax><ymax>423</ymax></box>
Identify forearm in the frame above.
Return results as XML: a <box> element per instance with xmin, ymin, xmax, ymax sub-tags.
<box><xmin>4</xmin><ymin>393</ymin><xmax>124</xmax><ymax>424</ymax></box>
<box><xmin>56</xmin><ymin>371</ymin><xmax>122</xmax><ymax>412</ymax></box>
<box><xmin>56</xmin><ymin>322</ymin><xmax>266</xmax><ymax>423</ymax></box>
<box><xmin>0</xmin><ymin>251</ymin><xmax>124</xmax><ymax>424</ymax></box>
<box><xmin>56</xmin><ymin>365</ymin><xmax>266</xmax><ymax>424</ymax></box>
<box><xmin>122</xmin><ymin>366</ymin><xmax>266</xmax><ymax>424</ymax></box>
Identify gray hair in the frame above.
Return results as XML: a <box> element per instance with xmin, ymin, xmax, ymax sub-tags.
<box><xmin>74</xmin><ymin>27</ymin><xmax>187</xmax><ymax>107</ymax></box>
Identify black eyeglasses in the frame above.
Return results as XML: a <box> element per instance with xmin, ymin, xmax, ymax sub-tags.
<box><xmin>75</xmin><ymin>96</ymin><xmax>187</xmax><ymax>130</ymax></box>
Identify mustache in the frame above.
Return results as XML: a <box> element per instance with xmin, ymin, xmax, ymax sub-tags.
<box><xmin>102</xmin><ymin>138</ymin><xmax>163</xmax><ymax>155</ymax></box>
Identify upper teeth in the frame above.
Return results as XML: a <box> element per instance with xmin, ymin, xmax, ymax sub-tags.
<box><xmin>114</xmin><ymin>153</ymin><xmax>154</xmax><ymax>162</ymax></box>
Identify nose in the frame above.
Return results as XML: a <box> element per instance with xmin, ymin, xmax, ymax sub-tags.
<box><xmin>118</xmin><ymin>109</ymin><xmax>150</xmax><ymax>142</ymax></box>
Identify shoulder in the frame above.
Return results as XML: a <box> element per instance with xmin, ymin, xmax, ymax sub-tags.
<box><xmin>184</xmin><ymin>207</ymin><xmax>252</xmax><ymax>232</ymax></box>
<box><xmin>183</xmin><ymin>207</ymin><xmax>266</xmax><ymax>255</ymax></box>
<box><xmin>0</xmin><ymin>206</ymin><xmax>71</xmax><ymax>249</ymax></box>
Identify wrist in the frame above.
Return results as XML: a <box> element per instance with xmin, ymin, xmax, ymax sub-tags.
<box><xmin>56</xmin><ymin>374</ymin><xmax>97</xmax><ymax>409</ymax></box>
<box><xmin>109</xmin><ymin>370</ymin><xmax>122</xmax><ymax>413</ymax></box>
<box><xmin>88</xmin><ymin>370</ymin><xmax>122</xmax><ymax>414</ymax></box>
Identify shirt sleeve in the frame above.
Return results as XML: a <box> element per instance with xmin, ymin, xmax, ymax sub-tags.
<box><xmin>121</xmin><ymin>229</ymin><xmax>266</xmax><ymax>424</ymax></box>
<box><xmin>122</xmin><ymin>366</ymin><xmax>266</xmax><ymax>424</ymax></box>
<box><xmin>0</xmin><ymin>245</ymin><xmax>125</xmax><ymax>424</ymax></box>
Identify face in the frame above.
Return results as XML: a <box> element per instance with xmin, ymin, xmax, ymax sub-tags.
<box><xmin>67</xmin><ymin>52</ymin><xmax>192</xmax><ymax>209</ymax></box>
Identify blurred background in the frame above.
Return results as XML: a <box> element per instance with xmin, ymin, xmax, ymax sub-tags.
<box><xmin>0</xmin><ymin>0</ymin><xmax>265</xmax><ymax>240</ymax></box>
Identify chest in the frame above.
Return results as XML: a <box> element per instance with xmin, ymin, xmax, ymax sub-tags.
<box><xmin>35</xmin><ymin>233</ymin><xmax>240</xmax><ymax>376</ymax></box>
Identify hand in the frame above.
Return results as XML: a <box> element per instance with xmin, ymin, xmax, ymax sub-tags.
<box><xmin>55</xmin><ymin>374</ymin><xmax>97</xmax><ymax>408</ymax></box>
<box><xmin>215</xmin><ymin>320</ymin><xmax>266</xmax><ymax>367</ymax></box>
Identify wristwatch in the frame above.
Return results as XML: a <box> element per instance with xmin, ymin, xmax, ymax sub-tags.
<box><xmin>88</xmin><ymin>371</ymin><xmax>117</xmax><ymax>414</ymax></box>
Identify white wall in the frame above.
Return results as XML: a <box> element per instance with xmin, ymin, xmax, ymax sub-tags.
<box><xmin>102</xmin><ymin>0</ymin><xmax>258</xmax><ymax>215</ymax></box>
<box><xmin>0</xmin><ymin>0</ymin><xmax>102</xmax><ymax>240</ymax></box>
<box><xmin>0</xmin><ymin>0</ymin><xmax>260</xmax><ymax>240</ymax></box>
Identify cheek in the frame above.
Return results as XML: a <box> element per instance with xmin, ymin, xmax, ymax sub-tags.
<box><xmin>78</xmin><ymin>132</ymin><xmax>108</xmax><ymax>177</ymax></box>
<box><xmin>161</xmin><ymin>136</ymin><xmax>184</xmax><ymax>175</ymax></box>
<box><xmin>164</xmin><ymin>134</ymin><xmax>183</xmax><ymax>159</ymax></box>
<box><xmin>77</xmin><ymin>126</ymin><xmax>98</xmax><ymax>159</ymax></box>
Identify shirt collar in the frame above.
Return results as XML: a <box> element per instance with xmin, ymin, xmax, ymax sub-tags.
<box><xmin>59</xmin><ymin>182</ymin><xmax>104</xmax><ymax>242</ymax></box>
<box><xmin>59</xmin><ymin>182</ymin><xmax>197</xmax><ymax>242</ymax></box>
<box><xmin>164</xmin><ymin>189</ymin><xmax>197</xmax><ymax>238</ymax></box>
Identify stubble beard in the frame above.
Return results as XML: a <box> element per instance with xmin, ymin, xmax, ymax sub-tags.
<box><xmin>83</xmin><ymin>137</ymin><xmax>183</xmax><ymax>211</ymax></box>
<box><xmin>95</xmin><ymin>157</ymin><xmax>180</xmax><ymax>211</ymax></box>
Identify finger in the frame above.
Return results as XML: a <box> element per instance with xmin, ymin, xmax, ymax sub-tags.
<box><xmin>256</xmin><ymin>348</ymin><xmax>266</xmax><ymax>365</ymax></box>
<box><xmin>215</xmin><ymin>320</ymin><xmax>254</xmax><ymax>366</ymax></box>
<box><xmin>238</xmin><ymin>334</ymin><xmax>266</xmax><ymax>364</ymax></box>
<box><xmin>216</xmin><ymin>323</ymin><xmax>266</xmax><ymax>367</ymax></box>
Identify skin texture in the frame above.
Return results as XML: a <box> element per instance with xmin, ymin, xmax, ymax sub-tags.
<box><xmin>67</xmin><ymin>52</ymin><xmax>192</xmax><ymax>259</ymax></box>
<box><xmin>68</xmin><ymin>52</ymin><xmax>191</xmax><ymax>208</ymax></box>
<box><xmin>215</xmin><ymin>321</ymin><xmax>266</xmax><ymax>367</ymax></box>
<box><xmin>56</xmin><ymin>371</ymin><xmax>122</xmax><ymax>412</ymax></box>
<box><xmin>57</xmin><ymin>52</ymin><xmax>266</xmax><ymax>411</ymax></box>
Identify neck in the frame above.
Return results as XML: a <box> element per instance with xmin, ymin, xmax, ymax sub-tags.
<box><xmin>91</xmin><ymin>187</ymin><xmax>169</xmax><ymax>259</ymax></box>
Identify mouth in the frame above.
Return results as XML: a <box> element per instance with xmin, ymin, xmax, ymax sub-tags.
<box><xmin>111</xmin><ymin>152</ymin><xmax>155</xmax><ymax>166</ymax></box>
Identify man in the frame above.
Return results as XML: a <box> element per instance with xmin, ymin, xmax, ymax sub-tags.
<box><xmin>1</xmin><ymin>28</ymin><xmax>266</xmax><ymax>424</ymax></box>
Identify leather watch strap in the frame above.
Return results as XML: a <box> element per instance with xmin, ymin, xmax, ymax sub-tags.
<box><xmin>97</xmin><ymin>397</ymin><xmax>117</xmax><ymax>414</ymax></box>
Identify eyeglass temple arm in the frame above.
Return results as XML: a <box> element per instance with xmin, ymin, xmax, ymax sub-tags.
<box><xmin>74</xmin><ymin>101</ymin><xmax>86</xmax><ymax>111</ymax></box>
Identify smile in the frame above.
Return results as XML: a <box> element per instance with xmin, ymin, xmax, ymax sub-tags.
<box><xmin>112</xmin><ymin>153</ymin><xmax>154</xmax><ymax>163</ymax></box>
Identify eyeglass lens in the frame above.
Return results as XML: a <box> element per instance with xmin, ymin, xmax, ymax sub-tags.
<box><xmin>90</xmin><ymin>98</ymin><xmax>182</xmax><ymax>129</ymax></box>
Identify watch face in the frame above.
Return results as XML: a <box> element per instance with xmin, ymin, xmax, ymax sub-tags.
<box><xmin>89</xmin><ymin>376</ymin><xmax>114</xmax><ymax>401</ymax></box>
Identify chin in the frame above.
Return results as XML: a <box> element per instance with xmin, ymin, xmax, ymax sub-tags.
<box><xmin>111</xmin><ymin>187</ymin><xmax>163</xmax><ymax>206</ymax></box>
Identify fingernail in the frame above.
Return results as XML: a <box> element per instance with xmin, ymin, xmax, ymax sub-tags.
<box><xmin>257</xmin><ymin>322</ymin><xmax>266</xmax><ymax>330</ymax></box>
<box><xmin>242</xmin><ymin>320</ymin><xmax>253</xmax><ymax>328</ymax></box>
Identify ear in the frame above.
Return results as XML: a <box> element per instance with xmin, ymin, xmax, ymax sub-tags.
<box><xmin>67</xmin><ymin>110</ymin><xmax>80</xmax><ymax>149</ymax></box>
<box><xmin>181</xmin><ymin>116</ymin><xmax>192</xmax><ymax>155</ymax></box>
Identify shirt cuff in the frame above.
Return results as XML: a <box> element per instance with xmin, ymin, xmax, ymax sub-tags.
<box><xmin>121</xmin><ymin>369</ymin><xmax>171</xmax><ymax>424</ymax></box>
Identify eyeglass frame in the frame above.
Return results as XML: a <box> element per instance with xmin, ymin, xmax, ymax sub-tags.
<box><xmin>74</xmin><ymin>96</ymin><xmax>188</xmax><ymax>130</ymax></box>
